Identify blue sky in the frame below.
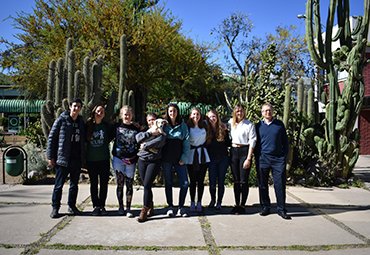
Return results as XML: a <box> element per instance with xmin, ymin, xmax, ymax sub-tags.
<box><xmin>0</xmin><ymin>0</ymin><xmax>366</xmax><ymax>67</ymax></box>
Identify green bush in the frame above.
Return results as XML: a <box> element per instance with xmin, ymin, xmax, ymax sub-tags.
<box><xmin>26</xmin><ymin>120</ymin><xmax>47</xmax><ymax>147</ymax></box>
<box><xmin>22</xmin><ymin>143</ymin><xmax>49</xmax><ymax>182</ymax></box>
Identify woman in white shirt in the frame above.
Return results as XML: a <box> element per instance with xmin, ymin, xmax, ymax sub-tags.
<box><xmin>228</xmin><ymin>104</ymin><xmax>256</xmax><ymax>215</ymax></box>
<box><xmin>186</xmin><ymin>107</ymin><xmax>210</xmax><ymax>212</ymax></box>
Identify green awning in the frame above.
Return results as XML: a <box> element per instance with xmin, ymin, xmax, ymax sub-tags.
<box><xmin>0</xmin><ymin>100</ymin><xmax>45</xmax><ymax>113</ymax></box>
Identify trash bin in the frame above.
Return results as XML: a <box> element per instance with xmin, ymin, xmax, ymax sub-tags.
<box><xmin>5</xmin><ymin>148</ymin><xmax>24</xmax><ymax>176</ymax></box>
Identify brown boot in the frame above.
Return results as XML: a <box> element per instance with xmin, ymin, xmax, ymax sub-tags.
<box><xmin>137</xmin><ymin>206</ymin><xmax>149</xmax><ymax>222</ymax></box>
<box><xmin>147</xmin><ymin>201</ymin><xmax>154</xmax><ymax>217</ymax></box>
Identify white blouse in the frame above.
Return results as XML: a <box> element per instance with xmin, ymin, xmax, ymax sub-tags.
<box><xmin>228</xmin><ymin>119</ymin><xmax>257</xmax><ymax>148</ymax></box>
<box><xmin>185</xmin><ymin>125</ymin><xmax>210</xmax><ymax>165</ymax></box>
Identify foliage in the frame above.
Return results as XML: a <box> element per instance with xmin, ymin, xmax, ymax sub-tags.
<box><xmin>0</xmin><ymin>73</ymin><xmax>11</xmax><ymax>84</ymax></box>
<box><xmin>0</xmin><ymin>0</ymin><xmax>222</xmax><ymax>107</ymax></box>
<box><xmin>27</xmin><ymin>120</ymin><xmax>47</xmax><ymax>147</ymax></box>
<box><xmin>223</xmin><ymin>43</ymin><xmax>286</xmax><ymax>123</ymax></box>
<box><xmin>0</xmin><ymin>117</ymin><xmax>7</xmax><ymax>126</ymax></box>
<box><xmin>211</xmin><ymin>11</ymin><xmax>313</xmax><ymax>81</ymax></box>
<box><xmin>266</xmin><ymin>25</ymin><xmax>314</xmax><ymax>81</ymax></box>
<box><xmin>22</xmin><ymin>143</ymin><xmax>49</xmax><ymax>182</ymax></box>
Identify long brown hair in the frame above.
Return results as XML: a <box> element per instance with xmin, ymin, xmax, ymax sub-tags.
<box><xmin>86</xmin><ymin>104</ymin><xmax>105</xmax><ymax>141</ymax></box>
<box><xmin>206</xmin><ymin>110</ymin><xmax>225</xmax><ymax>145</ymax></box>
<box><xmin>187</xmin><ymin>107</ymin><xmax>205</xmax><ymax>129</ymax></box>
<box><xmin>164</xmin><ymin>103</ymin><xmax>182</xmax><ymax>127</ymax></box>
<box><xmin>231</xmin><ymin>104</ymin><xmax>246</xmax><ymax>129</ymax></box>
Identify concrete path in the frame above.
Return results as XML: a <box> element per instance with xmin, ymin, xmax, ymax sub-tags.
<box><xmin>0</xmin><ymin>156</ymin><xmax>369</xmax><ymax>255</ymax></box>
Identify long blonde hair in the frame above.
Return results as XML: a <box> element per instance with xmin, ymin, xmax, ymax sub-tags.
<box><xmin>231</xmin><ymin>104</ymin><xmax>246</xmax><ymax>129</ymax></box>
<box><xmin>206</xmin><ymin>110</ymin><xmax>225</xmax><ymax>145</ymax></box>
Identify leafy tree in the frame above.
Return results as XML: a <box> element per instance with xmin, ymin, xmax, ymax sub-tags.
<box><xmin>0</xmin><ymin>73</ymin><xmax>11</xmax><ymax>84</ymax></box>
<box><xmin>212</xmin><ymin>11</ymin><xmax>313</xmax><ymax>84</ymax></box>
<box><xmin>0</xmin><ymin>0</ymin><xmax>222</xmax><ymax>110</ymax></box>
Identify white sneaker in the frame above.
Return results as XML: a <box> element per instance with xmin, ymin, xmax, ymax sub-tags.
<box><xmin>176</xmin><ymin>208</ymin><xmax>188</xmax><ymax>217</ymax></box>
<box><xmin>166</xmin><ymin>208</ymin><xmax>174</xmax><ymax>217</ymax></box>
<box><xmin>126</xmin><ymin>210</ymin><xmax>134</xmax><ymax>218</ymax></box>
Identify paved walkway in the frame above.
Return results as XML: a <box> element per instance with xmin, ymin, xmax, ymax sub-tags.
<box><xmin>0</xmin><ymin>156</ymin><xmax>370</xmax><ymax>255</ymax></box>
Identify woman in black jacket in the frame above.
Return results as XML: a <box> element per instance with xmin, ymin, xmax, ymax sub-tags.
<box><xmin>135</xmin><ymin>113</ymin><xmax>166</xmax><ymax>222</ymax></box>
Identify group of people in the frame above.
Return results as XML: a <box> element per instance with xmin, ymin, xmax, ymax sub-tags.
<box><xmin>47</xmin><ymin>98</ymin><xmax>291</xmax><ymax>223</ymax></box>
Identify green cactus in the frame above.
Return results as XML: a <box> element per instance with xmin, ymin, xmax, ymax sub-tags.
<box><xmin>56</xmin><ymin>58</ymin><xmax>64</xmax><ymax>107</ymax></box>
<box><xmin>283</xmin><ymin>84</ymin><xmax>291</xmax><ymax>128</ymax></box>
<box><xmin>41</xmin><ymin>35</ymin><xmax>134</xmax><ymax>139</ymax></box>
<box><xmin>117</xmin><ymin>35</ymin><xmax>127</xmax><ymax>111</ymax></box>
<box><xmin>297</xmin><ymin>79</ymin><xmax>304</xmax><ymax>113</ymax></box>
<box><xmin>305</xmin><ymin>0</ymin><xmax>370</xmax><ymax>179</ymax></box>
<box><xmin>67</xmin><ymin>49</ymin><xmax>75</xmax><ymax>102</ymax></box>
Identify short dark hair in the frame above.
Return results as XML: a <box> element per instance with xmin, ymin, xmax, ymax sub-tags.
<box><xmin>146</xmin><ymin>112</ymin><xmax>158</xmax><ymax>119</ymax></box>
<box><xmin>69</xmin><ymin>98</ymin><xmax>83</xmax><ymax>106</ymax></box>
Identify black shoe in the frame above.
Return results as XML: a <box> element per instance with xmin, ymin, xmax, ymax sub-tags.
<box><xmin>68</xmin><ymin>206</ymin><xmax>82</xmax><ymax>215</ymax></box>
<box><xmin>230</xmin><ymin>206</ymin><xmax>239</xmax><ymax>214</ymax></box>
<box><xmin>235</xmin><ymin>206</ymin><xmax>246</xmax><ymax>215</ymax></box>
<box><xmin>100</xmin><ymin>207</ymin><xmax>108</xmax><ymax>216</ymax></box>
<box><xmin>50</xmin><ymin>208</ymin><xmax>59</xmax><ymax>218</ymax></box>
<box><xmin>278</xmin><ymin>211</ymin><xmax>291</xmax><ymax>220</ymax></box>
<box><xmin>92</xmin><ymin>207</ymin><xmax>100</xmax><ymax>216</ymax></box>
<box><xmin>259</xmin><ymin>209</ymin><xmax>270</xmax><ymax>216</ymax></box>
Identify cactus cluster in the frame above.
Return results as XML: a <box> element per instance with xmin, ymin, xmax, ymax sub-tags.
<box><xmin>41</xmin><ymin>35</ymin><xmax>136</xmax><ymax>139</ymax></box>
<box><xmin>302</xmin><ymin>0</ymin><xmax>370</xmax><ymax>179</ymax></box>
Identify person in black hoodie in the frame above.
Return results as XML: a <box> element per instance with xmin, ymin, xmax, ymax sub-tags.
<box><xmin>135</xmin><ymin>113</ymin><xmax>166</xmax><ymax>222</ymax></box>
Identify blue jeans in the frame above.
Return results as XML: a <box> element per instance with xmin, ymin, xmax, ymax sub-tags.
<box><xmin>208</xmin><ymin>156</ymin><xmax>229</xmax><ymax>204</ymax></box>
<box><xmin>161</xmin><ymin>161</ymin><xmax>189</xmax><ymax>208</ymax></box>
<box><xmin>52</xmin><ymin>159</ymin><xmax>81</xmax><ymax>209</ymax></box>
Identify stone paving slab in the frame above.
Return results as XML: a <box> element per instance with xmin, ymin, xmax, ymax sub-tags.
<box><xmin>0</xmin><ymin>184</ymin><xmax>90</xmax><ymax>205</ymax></box>
<box><xmin>207</xmin><ymin>206</ymin><xmax>365</xmax><ymax>247</ymax></box>
<box><xmin>320</xmin><ymin>206</ymin><xmax>370</xmax><ymax>239</ymax></box>
<box><xmin>48</xmin><ymin>206</ymin><xmax>206</xmax><ymax>247</ymax></box>
<box><xmin>287</xmin><ymin>186</ymin><xmax>370</xmax><ymax>206</ymax></box>
<box><xmin>0</xmin><ymin>204</ymin><xmax>60</xmax><ymax>245</ymax></box>
<box><xmin>37</xmin><ymin>250</ymin><xmax>209</xmax><ymax>255</ymax></box>
<box><xmin>220</xmin><ymin>249</ymin><xmax>370</xmax><ymax>254</ymax></box>
<box><xmin>0</xmin><ymin>247</ymin><xmax>24</xmax><ymax>255</ymax></box>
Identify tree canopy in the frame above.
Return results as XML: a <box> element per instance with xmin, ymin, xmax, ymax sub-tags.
<box><xmin>0</xmin><ymin>0</ymin><xmax>223</xmax><ymax>105</ymax></box>
<box><xmin>212</xmin><ymin>11</ymin><xmax>313</xmax><ymax>82</ymax></box>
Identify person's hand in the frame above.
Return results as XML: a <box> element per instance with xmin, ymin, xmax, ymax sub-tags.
<box><xmin>243</xmin><ymin>159</ymin><xmax>251</xmax><ymax>169</ymax></box>
<box><xmin>49</xmin><ymin>159</ymin><xmax>55</xmax><ymax>166</ymax></box>
<box><xmin>140</xmin><ymin>144</ymin><xmax>145</xmax><ymax>150</ymax></box>
<box><xmin>179</xmin><ymin>160</ymin><xmax>184</xmax><ymax>166</ymax></box>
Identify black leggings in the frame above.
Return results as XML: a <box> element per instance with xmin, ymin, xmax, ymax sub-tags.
<box><xmin>138</xmin><ymin>158</ymin><xmax>161</xmax><ymax>207</ymax></box>
<box><xmin>187</xmin><ymin>164</ymin><xmax>208</xmax><ymax>202</ymax></box>
<box><xmin>230</xmin><ymin>146</ymin><xmax>251</xmax><ymax>206</ymax></box>
<box><xmin>87</xmin><ymin>159</ymin><xmax>110</xmax><ymax>208</ymax></box>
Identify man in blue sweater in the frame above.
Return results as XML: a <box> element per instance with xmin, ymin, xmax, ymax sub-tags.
<box><xmin>255</xmin><ymin>103</ymin><xmax>290</xmax><ymax>219</ymax></box>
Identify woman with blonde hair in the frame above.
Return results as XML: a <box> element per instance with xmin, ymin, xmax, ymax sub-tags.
<box><xmin>228</xmin><ymin>104</ymin><xmax>256</xmax><ymax>214</ymax></box>
<box><xmin>111</xmin><ymin>105</ymin><xmax>142</xmax><ymax>218</ymax></box>
<box><xmin>206</xmin><ymin>109</ymin><xmax>231</xmax><ymax>210</ymax></box>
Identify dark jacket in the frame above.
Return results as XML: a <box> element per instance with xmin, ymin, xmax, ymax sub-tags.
<box><xmin>136</xmin><ymin>131</ymin><xmax>166</xmax><ymax>161</ymax></box>
<box><xmin>47</xmin><ymin>111</ymin><xmax>85</xmax><ymax>167</ymax></box>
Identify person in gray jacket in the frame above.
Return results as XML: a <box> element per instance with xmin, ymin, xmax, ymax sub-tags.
<box><xmin>135</xmin><ymin>113</ymin><xmax>166</xmax><ymax>222</ymax></box>
<box><xmin>47</xmin><ymin>98</ymin><xmax>85</xmax><ymax>218</ymax></box>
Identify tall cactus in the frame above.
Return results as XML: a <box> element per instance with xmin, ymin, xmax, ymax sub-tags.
<box><xmin>41</xmin><ymin>35</ymin><xmax>136</xmax><ymax>139</ymax></box>
<box><xmin>305</xmin><ymin>0</ymin><xmax>370</xmax><ymax>178</ymax></box>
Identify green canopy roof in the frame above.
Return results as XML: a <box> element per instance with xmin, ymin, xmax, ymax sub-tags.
<box><xmin>0</xmin><ymin>100</ymin><xmax>44</xmax><ymax>113</ymax></box>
